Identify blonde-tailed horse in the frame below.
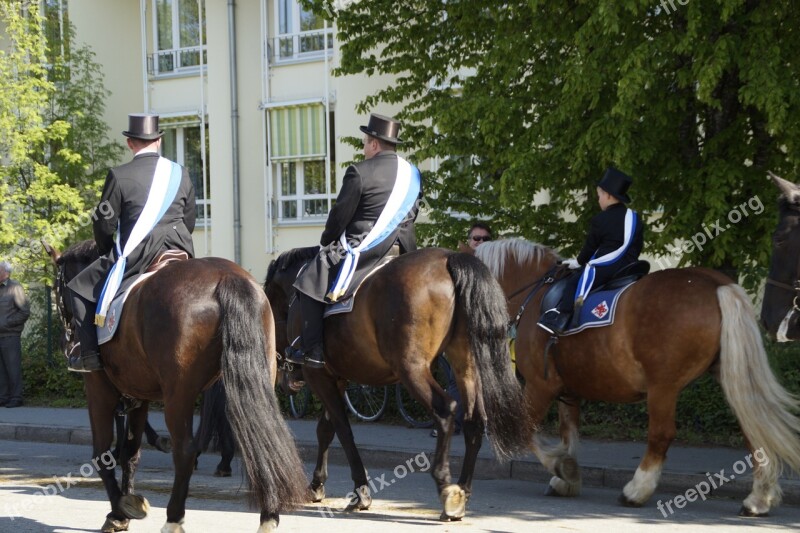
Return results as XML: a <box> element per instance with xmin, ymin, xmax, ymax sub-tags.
<box><xmin>474</xmin><ymin>238</ymin><xmax>800</xmax><ymax>516</ymax></box>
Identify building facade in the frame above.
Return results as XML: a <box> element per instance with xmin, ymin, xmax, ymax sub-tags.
<box><xmin>65</xmin><ymin>0</ymin><xmax>404</xmax><ymax>279</ymax></box>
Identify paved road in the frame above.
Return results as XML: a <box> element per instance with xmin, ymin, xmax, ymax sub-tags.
<box><xmin>2</xmin><ymin>440</ymin><xmax>800</xmax><ymax>533</ymax></box>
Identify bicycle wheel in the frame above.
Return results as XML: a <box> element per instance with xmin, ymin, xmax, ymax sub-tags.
<box><xmin>344</xmin><ymin>383</ymin><xmax>389</xmax><ymax>422</ymax></box>
<box><xmin>395</xmin><ymin>383</ymin><xmax>433</xmax><ymax>428</ymax></box>
<box><xmin>289</xmin><ymin>385</ymin><xmax>311</xmax><ymax>419</ymax></box>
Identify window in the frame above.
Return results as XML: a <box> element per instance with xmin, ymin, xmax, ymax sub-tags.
<box><xmin>161</xmin><ymin>123</ymin><xmax>211</xmax><ymax>225</ymax></box>
<box><xmin>273</xmin><ymin>0</ymin><xmax>333</xmax><ymax>62</ymax></box>
<box><xmin>42</xmin><ymin>0</ymin><xmax>69</xmax><ymax>64</ymax></box>
<box><xmin>276</xmin><ymin>160</ymin><xmax>334</xmax><ymax>221</ymax></box>
<box><xmin>267</xmin><ymin>105</ymin><xmax>335</xmax><ymax>222</ymax></box>
<box><xmin>151</xmin><ymin>0</ymin><xmax>207</xmax><ymax>76</ymax></box>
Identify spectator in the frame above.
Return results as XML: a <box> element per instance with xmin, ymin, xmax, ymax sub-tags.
<box><xmin>0</xmin><ymin>260</ymin><xmax>31</xmax><ymax>408</ymax></box>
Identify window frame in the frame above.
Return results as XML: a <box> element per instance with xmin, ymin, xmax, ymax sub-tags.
<box><xmin>161</xmin><ymin>122</ymin><xmax>211</xmax><ymax>227</ymax></box>
<box><xmin>150</xmin><ymin>0</ymin><xmax>207</xmax><ymax>77</ymax></box>
<box><xmin>272</xmin><ymin>0</ymin><xmax>333</xmax><ymax>64</ymax></box>
<box><xmin>275</xmin><ymin>159</ymin><xmax>334</xmax><ymax>224</ymax></box>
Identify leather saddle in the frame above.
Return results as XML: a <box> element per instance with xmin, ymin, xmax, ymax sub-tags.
<box><xmin>540</xmin><ymin>260</ymin><xmax>651</xmax><ymax>314</ymax></box>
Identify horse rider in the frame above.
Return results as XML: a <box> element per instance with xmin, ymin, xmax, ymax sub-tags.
<box><xmin>287</xmin><ymin>113</ymin><xmax>423</xmax><ymax>368</ymax></box>
<box><xmin>537</xmin><ymin>167</ymin><xmax>645</xmax><ymax>335</ymax></box>
<box><xmin>66</xmin><ymin>114</ymin><xmax>196</xmax><ymax>372</ymax></box>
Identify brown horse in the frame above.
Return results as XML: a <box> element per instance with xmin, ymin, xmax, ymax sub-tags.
<box><xmin>46</xmin><ymin>241</ymin><xmax>306</xmax><ymax>532</ymax></box>
<box><xmin>761</xmin><ymin>172</ymin><xmax>800</xmax><ymax>342</ymax></box>
<box><xmin>472</xmin><ymin>238</ymin><xmax>800</xmax><ymax>516</ymax></box>
<box><xmin>264</xmin><ymin>246</ymin><xmax>533</xmax><ymax>520</ymax></box>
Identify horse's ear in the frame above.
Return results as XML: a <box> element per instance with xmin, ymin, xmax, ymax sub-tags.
<box><xmin>768</xmin><ymin>171</ymin><xmax>800</xmax><ymax>205</ymax></box>
<box><xmin>458</xmin><ymin>242</ymin><xmax>474</xmax><ymax>255</ymax></box>
<box><xmin>41</xmin><ymin>239</ymin><xmax>61</xmax><ymax>264</ymax></box>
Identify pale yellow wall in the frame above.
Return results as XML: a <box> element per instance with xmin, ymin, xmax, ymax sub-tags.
<box><xmin>68</xmin><ymin>0</ymin><xmax>142</xmax><ymax>163</ymax></box>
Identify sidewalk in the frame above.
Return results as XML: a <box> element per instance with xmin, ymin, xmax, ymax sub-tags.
<box><xmin>1</xmin><ymin>406</ymin><xmax>799</xmax><ymax>505</ymax></box>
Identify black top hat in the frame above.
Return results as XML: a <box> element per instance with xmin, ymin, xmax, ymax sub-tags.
<box><xmin>123</xmin><ymin>114</ymin><xmax>164</xmax><ymax>141</ymax></box>
<box><xmin>597</xmin><ymin>167</ymin><xmax>633</xmax><ymax>203</ymax></box>
<box><xmin>359</xmin><ymin>113</ymin><xmax>403</xmax><ymax>144</ymax></box>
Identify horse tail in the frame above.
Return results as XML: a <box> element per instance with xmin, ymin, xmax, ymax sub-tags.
<box><xmin>446</xmin><ymin>253</ymin><xmax>534</xmax><ymax>460</ymax></box>
<box><xmin>197</xmin><ymin>380</ymin><xmax>229</xmax><ymax>453</ymax></box>
<box><xmin>717</xmin><ymin>283</ymin><xmax>800</xmax><ymax>502</ymax></box>
<box><xmin>215</xmin><ymin>275</ymin><xmax>307</xmax><ymax>512</ymax></box>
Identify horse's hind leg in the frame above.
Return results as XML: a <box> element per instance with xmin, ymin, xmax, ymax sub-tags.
<box><xmin>162</xmin><ymin>395</ymin><xmax>200</xmax><ymax>530</ymax></box>
<box><xmin>400</xmin><ymin>365</ymin><xmax>463</xmax><ymax>520</ymax></box>
<box><xmin>619</xmin><ymin>386</ymin><xmax>678</xmax><ymax>507</ymax></box>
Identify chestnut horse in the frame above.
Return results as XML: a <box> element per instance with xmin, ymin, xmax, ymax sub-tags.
<box><xmin>761</xmin><ymin>172</ymin><xmax>800</xmax><ymax>342</ymax></box>
<box><xmin>264</xmin><ymin>246</ymin><xmax>533</xmax><ymax>520</ymax></box>
<box><xmin>473</xmin><ymin>238</ymin><xmax>800</xmax><ymax>516</ymax></box>
<box><xmin>47</xmin><ymin>241</ymin><xmax>306</xmax><ymax>532</ymax></box>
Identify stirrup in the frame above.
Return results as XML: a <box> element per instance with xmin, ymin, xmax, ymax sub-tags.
<box><xmin>284</xmin><ymin>346</ymin><xmax>306</xmax><ymax>366</ymax></box>
<box><xmin>304</xmin><ymin>345</ymin><xmax>326</xmax><ymax>369</ymax></box>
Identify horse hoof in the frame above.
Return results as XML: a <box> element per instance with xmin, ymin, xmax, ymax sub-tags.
<box><xmin>618</xmin><ymin>493</ymin><xmax>643</xmax><ymax>508</ymax></box>
<box><xmin>119</xmin><ymin>494</ymin><xmax>150</xmax><ymax>520</ymax></box>
<box><xmin>440</xmin><ymin>484</ymin><xmax>466</xmax><ymax>520</ymax></box>
<box><xmin>258</xmin><ymin>517</ymin><xmax>280</xmax><ymax>532</ymax></box>
<box><xmin>555</xmin><ymin>456</ymin><xmax>580</xmax><ymax>484</ymax></box>
<box><xmin>154</xmin><ymin>436</ymin><xmax>172</xmax><ymax>453</ymax></box>
<box><xmin>213</xmin><ymin>468</ymin><xmax>232</xmax><ymax>477</ymax></box>
<box><xmin>101</xmin><ymin>517</ymin><xmax>129</xmax><ymax>532</ymax></box>
<box><xmin>345</xmin><ymin>485</ymin><xmax>371</xmax><ymax>511</ymax></box>
<box><xmin>308</xmin><ymin>483</ymin><xmax>326</xmax><ymax>503</ymax></box>
<box><xmin>161</xmin><ymin>520</ymin><xmax>185</xmax><ymax>533</ymax></box>
<box><xmin>739</xmin><ymin>505</ymin><xmax>769</xmax><ymax>517</ymax></box>
<box><xmin>439</xmin><ymin>511</ymin><xmax>463</xmax><ymax>522</ymax></box>
<box><xmin>544</xmin><ymin>485</ymin><xmax>565</xmax><ymax>497</ymax></box>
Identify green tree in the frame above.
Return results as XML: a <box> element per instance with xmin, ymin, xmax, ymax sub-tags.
<box><xmin>309</xmin><ymin>0</ymin><xmax>798</xmax><ymax>288</ymax></box>
<box><xmin>1</xmin><ymin>2</ymin><xmax>122</xmax><ymax>285</ymax></box>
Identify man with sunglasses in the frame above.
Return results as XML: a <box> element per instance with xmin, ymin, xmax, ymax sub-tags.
<box><xmin>467</xmin><ymin>222</ymin><xmax>493</xmax><ymax>249</ymax></box>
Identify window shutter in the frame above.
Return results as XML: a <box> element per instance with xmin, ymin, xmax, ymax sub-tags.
<box><xmin>269</xmin><ymin>104</ymin><xmax>326</xmax><ymax>161</ymax></box>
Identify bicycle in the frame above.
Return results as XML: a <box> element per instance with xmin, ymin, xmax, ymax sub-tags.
<box><xmin>343</xmin><ymin>382</ymin><xmax>389</xmax><ymax>422</ymax></box>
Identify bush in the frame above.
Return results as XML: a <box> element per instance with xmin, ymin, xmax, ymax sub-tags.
<box><xmin>20</xmin><ymin>285</ymin><xmax>85</xmax><ymax>406</ymax></box>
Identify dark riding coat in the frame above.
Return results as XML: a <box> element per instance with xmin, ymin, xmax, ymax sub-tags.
<box><xmin>294</xmin><ymin>150</ymin><xmax>422</xmax><ymax>302</ymax></box>
<box><xmin>67</xmin><ymin>152</ymin><xmax>196</xmax><ymax>302</ymax></box>
<box><xmin>577</xmin><ymin>202</ymin><xmax>644</xmax><ymax>287</ymax></box>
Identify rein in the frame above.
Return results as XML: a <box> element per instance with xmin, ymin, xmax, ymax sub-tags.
<box><xmin>53</xmin><ymin>267</ymin><xmax>75</xmax><ymax>351</ymax></box>
<box><xmin>766</xmin><ymin>278</ymin><xmax>800</xmax><ymax>312</ymax></box>
<box><xmin>508</xmin><ymin>265</ymin><xmax>561</xmax><ymax>339</ymax></box>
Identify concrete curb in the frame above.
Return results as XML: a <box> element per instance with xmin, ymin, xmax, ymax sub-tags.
<box><xmin>4</xmin><ymin>422</ymin><xmax>800</xmax><ymax>506</ymax></box>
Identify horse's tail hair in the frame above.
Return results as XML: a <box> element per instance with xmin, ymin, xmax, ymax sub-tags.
<box><xmin>216</xmin><ymin>274</ymin><xmax>307</xmax><ymax>512</ymax></box>
<box><xmin>197</xmin><ymin>380</ymin><xmax>231</xmax><ymax>453</ymax></box>
<box><xmin>446</xmin><ymin>253</ymin><xmax>534</xmax><ymax>460</ymax></box>
<box><xmin>718</xmin><ymin>283</ymin><xmax>800</xmax><ymax>503</ymax></box>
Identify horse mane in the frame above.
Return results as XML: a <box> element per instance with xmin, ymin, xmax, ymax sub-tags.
<box><xmin>57</xmin><ymin>239</ymin><xmax>99</xmax><ymax>266</ymax></box>
<box><xmin>264</xmin><ymin>246</ymin><xmax>319</xmax><ymax>286</ymax></box>
<box><xmin>474</xmin><ymin>238</ymin><xmax>557</xmax><ymax>278</ymax></box>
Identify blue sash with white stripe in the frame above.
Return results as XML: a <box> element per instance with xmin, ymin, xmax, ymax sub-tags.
<box><xmin>326</xmin><ymin>156</ymin><xmax>421</xmax><ymax>302</ymax></box>
<box><xmin>575</xmin><ymin>209</ymin><xmax>638</xmax><ymax>303</ymax></box>
<box><xmin>95</xmin><ymin>157</ymin><xmax>182</xmax><ymax>326</ymax></box>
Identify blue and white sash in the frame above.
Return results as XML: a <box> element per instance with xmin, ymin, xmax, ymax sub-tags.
<box><xmin>326</xmin><ymin>156</ymin><xmax>421</xmax><ymax>302</ymax></box>
<box><xmin>95</xmin><ymin>157</ymin><xmax>182</xmax><ymax>326</ymax></box>
<box><xmin>574</xmin><ymin>209</ymin><xmax>638</xmax><ymax>304</ymax></box>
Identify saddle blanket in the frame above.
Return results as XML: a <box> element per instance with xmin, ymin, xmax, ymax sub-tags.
<box><xmin>97</xmin><ymin>272</ymin><xmax>154</xmax><ymax>345</ymax></box>
<box><xmin>561</xmin><ymin>281</ymin><xmax>635</xmax><ymax>336</ymax></box>
<box><xmin>323</xmin><ymin>256</ymin><xmax>395</xmax><ymax>318</ymax></box>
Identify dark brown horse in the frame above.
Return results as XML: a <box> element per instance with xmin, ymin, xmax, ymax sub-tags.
<box><xmin>472</xmin><ymin>238</ymin><xmax>800</xmax><ymax>516</ymax></box>
<box><xmin>46</xmin><ymin>241</ymin><xmax>306</xmax><ymax>532</ymax></box>
<box><xmin>265</xmin><ymin>246</ymin><xmax>533</xmax><ymax>520</ymax></box>
<box><xmin>761</xmin><ymin>172</ymin><xmax>800</xmax><ymax>342</ymax></box>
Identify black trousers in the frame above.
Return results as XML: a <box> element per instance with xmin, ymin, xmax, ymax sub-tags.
<box><xmin>69</xmin><ymin>289</ymin><xmax>99</xmax><ymax>354</ymax></box>
<box><xmin>298</xmin><ymin>291</ymin><xmax>325</xmax><ymax>353</ymax></box>
<box><xmin>0</xmin><ymin>336</ymin><xmax>23</xmax><ymax>402</ymax></box>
